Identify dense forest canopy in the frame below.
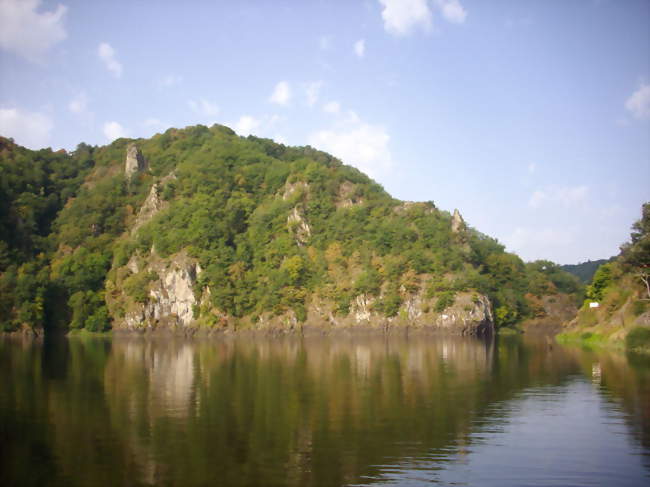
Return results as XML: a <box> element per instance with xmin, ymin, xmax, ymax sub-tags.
<box><xmin>561</xmin><ymin>258</ymin><xmax>615</xmax><ymax>284</ymax></box>
<box><xmin>0</xmin><ymin>126</ymin><xmax>584</xmax><ymax>333</ymax></box>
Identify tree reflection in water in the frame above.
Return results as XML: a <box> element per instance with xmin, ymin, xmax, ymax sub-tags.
<box><xmin>1</xmin><ymin>334</ymin><xmax>648</xmax><ymax>486</ymax></box>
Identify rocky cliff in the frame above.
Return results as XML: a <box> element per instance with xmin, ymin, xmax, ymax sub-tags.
<box><xmin>125</xmin><ymin>143</ymin><xmax>147</xmax><ymax>180</ymax></box>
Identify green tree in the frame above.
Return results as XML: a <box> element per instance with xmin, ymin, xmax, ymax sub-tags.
<box><xmin>620</xmin><ymin>202</ymin><xmax>650</xmax><ymax>299</ymax></box>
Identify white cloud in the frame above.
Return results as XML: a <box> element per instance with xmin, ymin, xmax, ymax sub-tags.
<box><xmin>0</xmin><ymin>107</ymin><xmax>52</xmax><ymax>149</ymax></box>
<box><xmin>158</xmin><ymin>74</ymin><xmax>182</xmax><ymax>89</ymax></box>
<box><xmin>308</xmin><ymin>116</ymin><xmax>392</xmax><ymax>177</ymax></box>
<box><xmin>323</xmin><ymin>101</ymin><xmax>341</xmax><ymax>114</ymax></box>
<box><xmin>529</xmin><ymin>185</ymin><xmax>588</xmax><ymax>209</ymax></box>
<box><xmin>230</xmin><ymin>113</ymin><xmax>284</xmax><ymax>137</ymax></box>
<box><xmin>68</xmin><ymin>92</ymin><xmax>88</xmax><ymax>114</ymax></box>
<box><xmin>269</xmin><ymin>81</ymin><xmax>291</xmax><ymax>105</ymax></box>
<box><xmin>354</xmin><ymin>39</ymin><xmax>365</xmax><ymax>58</ymax></box>
<box><xmin>188</xmin><ymin>98</ymin><xmax>219</xmax><ymax>118</ymax></box>
<box><xmin>378</xmin><ymin>0</ymin><xmax>432</xmax><ymax>36</ymax></box>
<box><xmin>625</xmin><ymin>82</ymin><xmax>650</xmax><ymax>120</ymax></box>
<box><xmin>97</xmin><ymin>42</ymin><xmax>122</xmax><ymax>78</ymax></box>
<box><xmin>0</xmin><ymin>0</ymin><xmax>67</xmax><ymax>62</ymax></box>
<box><xmin>305</xmin><ymin>81</ymin><xmax>322</xmax><ymax>107</ymax></box>
<box><xmin>434</xmin><ymin>0</ymin><xmax>467</xmax><ymax>24</ymax></box>
<box><xmin>103</xmin><ymin>121</ymin><xmax>128</xmax><ymax>141</ymax></box>
<box><xmin>234</xmin><ymin>115</ymin><xmax>261</xmax><ymax>136</ymax></box>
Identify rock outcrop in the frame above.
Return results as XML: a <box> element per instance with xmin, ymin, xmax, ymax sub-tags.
<box><xmin>125</xmin><ymin>143</ymin><xmax>147</xmax><ymax>180</ymax></box>
<box><xmin>451</xmin><ymin>209</ymin><xmax>465</xmax><ymax>233</ymax></box>
<box><xmin>393</xmin><ymin>201</ymin><xmax>435</xmax><ymax>215</ymax></box>
<box><xmin>282</xmin><ymin>180</ymin><xmax>309</xmax><ymax>201</ymax></box>
<box><xmin>131</xmin><ymin>173</ymin><xmax>176</xmax><ymax>234</ymax></box>
<box><xmin>269</xmin><ymin>290</ymin><xmax>494</xmax><ymax>336</ymax></box>
<box><xmin>287</xmin><ymin>206</ymin><xmax>311</xmax><ymax>246</ymax></box>
<box><xmin>336</xmin><ymin>181</ymin><xmax>364</xmax><ymax>208</ymax></box>
<box><xmin>108</xmin><ymin>251</ymin><xmax>202</xmax><ymax>330</ymax></box>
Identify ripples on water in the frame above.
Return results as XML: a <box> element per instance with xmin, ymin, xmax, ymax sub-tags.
<box><xmin>1</xmin><ymin>334</ymin><xmax>649</xmax><ymax>487</ymax></box>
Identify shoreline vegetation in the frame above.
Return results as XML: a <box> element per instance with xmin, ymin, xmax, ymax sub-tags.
<box><xmin>556</xmin><ymin>326</ymin><xmax>650</xmax><ymax>355</ymax></box>
<box><xmin>554</xmin><ymin>202</ymin><xmax>650</xmax><ymax>354</ymax></box>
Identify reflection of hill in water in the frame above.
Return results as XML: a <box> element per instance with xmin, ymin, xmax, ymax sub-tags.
<box><xmin>1</xmin><ymin>335</ymin><xmax>649</xmax><ymax>487</ymax></box>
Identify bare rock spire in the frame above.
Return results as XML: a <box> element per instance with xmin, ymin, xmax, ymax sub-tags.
<box><xmin>125</xmin><ymin>143</ymin><xmax>147</xmax><ymax>180</ymax></box>
<box><xmin>451</xmin><ymin>208</ymin><xmax>465</xmax><ymax>233</ymax></box>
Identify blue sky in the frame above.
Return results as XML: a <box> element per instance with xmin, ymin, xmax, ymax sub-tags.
<box><xmin>1</xmin><ymin>0</ymin><xmax>648</xmax><ymax>264</ymax></box>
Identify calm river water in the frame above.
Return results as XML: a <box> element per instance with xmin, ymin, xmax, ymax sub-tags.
<box><xmin>1</xmin><ymin>333</ymin><xmax>649</xmax><ymax>486</ymax></box>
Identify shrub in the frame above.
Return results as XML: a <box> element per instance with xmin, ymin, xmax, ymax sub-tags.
<box><xmin>626</xmin><ymin>327</ymin><xmax>650</xmax><ymax>351</ymax></box>
<box><xmin>376</xmin><ymin>291</ymin><xmax>402</xmax><ymax>317</ymax></box>
<box><xmin>632</xmin><ymin>300</ymin><xmax>648</xmax><ymax>317</ymax></box>
<box><xmin>435</xmin><ymin>291</ymin><xmax>455</xmax><ymax>312</ymax></box>
<box><xmin>124</xmin><ymin>270</ymin><xmax>158</xmax><ymax>303</ymax></box>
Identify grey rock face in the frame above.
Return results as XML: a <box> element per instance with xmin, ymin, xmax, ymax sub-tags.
<box><xmin>132</xmin><ymin>173</ymin><xmax>176</xmax><ymax>234</ymax></box>
<box><xmin>451</xmin><ymin>208</ymin><xmax>465</xmax><ymax>233</ymax></box>
<box><xmin>302</xmin><ymin>290</ymin><xmax>494</xmax><ymax>336</ymax></box>
<box><xmin>287</xmin><ymin>206</ymin><xmax>311</xmax><ymax>246</ymax></box>
<box><xmin>125</xmin><ymin>143</ymin><xmax>147</xmax><ymax>180</ymax></box>
<box><xmin>113</xmin><ymin>252</ymin><xmax>202</xmax><ymax>330</ymax></box>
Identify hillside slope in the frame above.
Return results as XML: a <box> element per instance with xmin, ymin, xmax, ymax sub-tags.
<box><xmin>1</xmin><ymin>125</ymin><xmax>582</xmax><ymax>335</ymax></box>
<box><xmin>559</xmin><ymin>203</ymin><xmax>650</xmax><ymax>351</ymax></box>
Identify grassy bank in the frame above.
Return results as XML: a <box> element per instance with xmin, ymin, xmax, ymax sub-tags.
<box><xmin>556</xmin><ymin>326</ymin><xmax>650</xmax><ymax>354</ymax></box>
<box><xmin>555</xmin><ymin>330</ymin><xmax>623</xmax><ymax>350</ymax></box>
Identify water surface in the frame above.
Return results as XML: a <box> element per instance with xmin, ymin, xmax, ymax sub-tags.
<box><xmin>1</xmin><ymin>334</ymin><xmax>648</xmax><ymax>486</ymax></box>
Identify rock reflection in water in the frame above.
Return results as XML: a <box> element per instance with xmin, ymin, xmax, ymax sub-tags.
<box><xmin>1</xmin><ymin>334</ymin><xmax>649</xmax><ymax>487</ymax></box>
<box><xmin>97</xmin><ymin>336</ymin><xmax>496</xmax><ymax>486</ymax></box>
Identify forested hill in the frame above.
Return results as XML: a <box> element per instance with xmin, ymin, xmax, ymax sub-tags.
<box><xmin>0</xmin><ymin>125</ymin><xmax>583</xmax><ymax>334</ymax></box>
<box><xmin>561</xmin><ymin>258</ymin><xmax>615</xmax><ymax>284</ymax></box>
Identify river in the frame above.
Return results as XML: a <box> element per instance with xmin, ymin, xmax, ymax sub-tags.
<box><xmin>1</xmin><ymin>333</ymin><xmax>648</xmax><ymax>486</ymax></box>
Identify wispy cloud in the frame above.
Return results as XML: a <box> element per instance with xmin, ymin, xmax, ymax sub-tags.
<box><xmin>323</xmin><ymin>101</ymin><xmax>341</xmax><ymax>114</ymax></box>
<box><xmin>188</xmin><ymin>98</ymin><xmax>219</xmax><ymax>117</ymax></box>
<box><xmin>377</xmin><ymin>0</ymin><xmax>467</xmax><ymax>35</ymax></box>
<box><xmin>305</xmin><ymin>81</ymin><xmax>322</xmax><ymax>107</ymax></box>
<box><xmin>434</xmin><ymin>0</ymin><xmax>467</xmax><ymax>24</ymax></box>
<box><xmin>309</xmin><ymin>106</ymin><xmax>392</xmax><ymax>178</ymax></box>
<box><xmin>233</xmin><ymin>115</ymin><xmax>261</xmax><ymax>136</ymax></box>
<box><xmin>378</xmin><ymin>0</ymin><xmax>432</xmax><ymax>36</ymax></box>
<box><xmin>103</xmin><ymin>121</ymin><xmax>128</xmax><ymax>141</ymax></box>
<box><xmin>529</xmin><ymin>185</ymin><xmax>588</xmax><ymax>209</ymax></box>
<box><xmin>269</xmin><ymin>81</ymin><xmax>291</xmax><ymax>105</ymax></box>
<box><xmin>354</xmin><ymin>39</ymin><xmax>365</xmax><ymax>58</ymax></box>
<box><xmin>625</xmin><ymin>82</ymin><xmax>650</xmax><ymax>120</ymax></box>
<box><xmin>0</xmin><ymin>0</ymin><xmax>67</xmax><ymax>62</ymax></box>
<box><xmin>97</xmin><ymin>42</ymin><xmax>122</xmax><ymax>78</ymax></box>
<box><xmin>0</xmin><ymin>106</ymin><xmax>53</xmax><ymax>149</ymax></box>
<box><xmin>68</xmin><ymin>92</ymin><xmax>88</xmax><ymax>114</ymax></box>
<box><xmin>231</xmin><ymin>113</ymin><xmax>284</xmax><ymax>137</ymax></box>
<box><xmin>157</xmin><ymin>74</ymin><xmax>183</xmax><ymax>89</ymax></box>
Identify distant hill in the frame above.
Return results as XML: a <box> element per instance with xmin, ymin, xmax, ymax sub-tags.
<box><xmin>561</xmin><ymin>258</ymin><xmax>615</xmax><ymax>284</ymax></box>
